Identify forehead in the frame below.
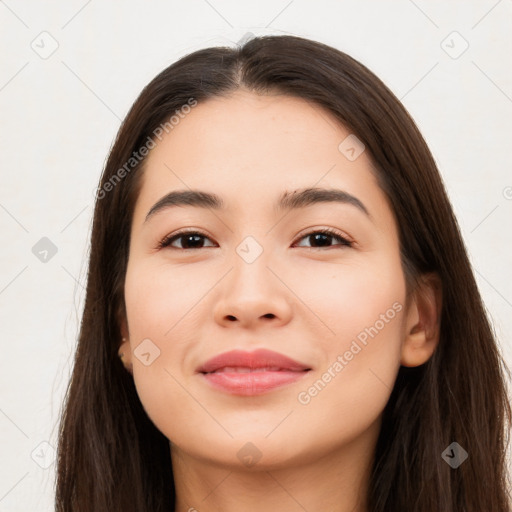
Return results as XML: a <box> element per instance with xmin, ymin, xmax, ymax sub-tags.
<box><xmin>132</xmin><ymin>89</ymin><xmax>386</xmax><ymax>222</ymax></box>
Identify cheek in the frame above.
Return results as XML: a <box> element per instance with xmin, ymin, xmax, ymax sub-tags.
<box><xmin>292</xmin><ymin>254</ymin><xmax>405</xmax><ymax>400</ymax></box>
<box><xmin>291</xmin><ymin>256</ymin><xmax>405</xmax><ymax>440</ymax></box>
<box><xmin>123</xmin><ymin>262</ymin><xmax>214</xmax><ymax>440</ymax></box>
<box><xmin>124</xmin><ymin>261</ymin><xmax>208</xmax><ymax>341</ymax></box>
<box><xmin>289</xmin><ymin>250</ymin><xmax>406</xmax><ymax>349</ymax></box>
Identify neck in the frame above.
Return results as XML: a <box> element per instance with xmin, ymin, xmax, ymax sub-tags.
<box><xmin>170</xmin><ymin>422</ymin><xmax>379</xmax><ymax>512</ymax></box>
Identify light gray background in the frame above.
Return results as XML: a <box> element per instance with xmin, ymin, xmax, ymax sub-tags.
<box><xmin>1</xmin><ymin>1</ymin><xmax>511</xmax><ymax>510</ymax></box>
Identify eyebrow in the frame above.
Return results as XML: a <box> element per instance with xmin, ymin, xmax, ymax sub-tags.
<box><xmin>144</xmin><ymin>187</ymin><xmax>371</xmax><ymax>223</ymax></box>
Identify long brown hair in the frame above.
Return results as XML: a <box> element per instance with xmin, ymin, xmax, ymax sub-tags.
<box><xmin>55</xmin><ymin>34</ymin><xmax>512</xmax><ymax>511</ymax></box>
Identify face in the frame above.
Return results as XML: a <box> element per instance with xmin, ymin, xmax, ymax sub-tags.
<box><xmin>121</xmin><ymin>89</ymin><xmax>409</xmax><ymax>469</ymax></box>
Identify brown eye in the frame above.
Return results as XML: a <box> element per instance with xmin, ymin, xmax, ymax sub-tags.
<box><xmin>293</xmin><ymin>228</ymin><xmax>353</xmax><ymax>249</ymax></box>
<box><xmin>157</xmin><ymin>228</ymin><xmax>353</xmax><ymax>251</ymax></box>
<box><xmin>158</xmin><ymin>231</ymin><xmax>216</xmax><ymax>250</ymax></box>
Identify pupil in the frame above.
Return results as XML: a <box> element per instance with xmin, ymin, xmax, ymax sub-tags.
<box><xmin>185</xmin><ymin>235</ymin><xmax>203</xmax><ymax>248</ymax></box>
<box><xmin>312</xmin><ymin>233</ymin><xmax>330</xmax><ymax>247</ymax></box>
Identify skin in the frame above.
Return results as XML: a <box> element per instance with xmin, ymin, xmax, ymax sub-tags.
<box><xmin>119</xmin><ymin>89</ymin><xmax>441</xmax><ymax>512</ymax></box>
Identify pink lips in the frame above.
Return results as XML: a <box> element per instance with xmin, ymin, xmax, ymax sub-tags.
<box><xmin>196</xmin><ymin>349</ymin><xmax>311</xmax><ymax>396</ymax></box>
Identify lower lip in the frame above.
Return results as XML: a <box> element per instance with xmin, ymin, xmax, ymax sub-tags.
<box><xmin>201</xmin><ymin>370</ymin><xmax>309</xmax><ymax>396</ymax></box>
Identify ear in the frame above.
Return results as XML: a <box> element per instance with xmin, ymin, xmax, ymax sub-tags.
<box><xmin>400</xmin><ymin>272</ymin><xmax>442</xmax><ymax>367</ymax></box>
<box><xmin>116</xmin><ymin>297</ymin><xmax>129</xmax><ymax>344</ymax></box>
<box><xmin>117</xmin><ymin>308</ymin><xmax>133</xmax><ymax>373</ymax></box>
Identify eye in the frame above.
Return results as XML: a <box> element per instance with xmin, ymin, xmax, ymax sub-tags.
<box><xmin>293</xmin><ymin>228</ymin><xmax>353</xmax><ymax>249</ymax></box>
<box><xmin>157</xmin><ymin>230</ymin><xmax>216</xmax><ymax>250</ymax></box>
<box><xmin>156</xmin><ymin>227</ymin><xmax>353</xmax><ymax>251</ymax></box>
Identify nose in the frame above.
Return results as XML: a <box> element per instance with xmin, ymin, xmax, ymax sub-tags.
<box><xmin>212</xmin><ymin>244</ymin><xmax>293</xmax><ymax>329</ymax></box>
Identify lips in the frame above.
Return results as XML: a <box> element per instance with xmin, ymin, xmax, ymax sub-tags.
<box><xmin>207</xmin><ymin>366</ymin><xmax>285</xmax><ymax>373</ymax></box>
<box><xmin>196</xmin><ymin>349</ymin><xmax>311</xmax><ymax>396</ymax></box>
<box><xmin>196</xmin><ymin>349</ymin><xmax>311</xmax><ymax>374</ymax></box>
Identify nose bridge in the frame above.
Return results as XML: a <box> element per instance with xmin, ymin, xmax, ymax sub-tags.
<box><xmin>235</xmin><ymin>234</ymin><xmax>267</xmax><ymax>267</ymax></box>
<box><xmin>229</xmin><ymin>233</ymin><xmax>274</xmax><ymax>297</ymax></box>
<box><xmin>213</xmin><ymin>231</ymin><xmax>292</xmax><ymax>326</ymax></box>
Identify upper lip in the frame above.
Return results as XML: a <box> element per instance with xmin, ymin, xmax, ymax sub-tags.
<box><xmin>196</xmin><ymin>349</ymin><xmax>311</xmax><ymax>373</ymax></box>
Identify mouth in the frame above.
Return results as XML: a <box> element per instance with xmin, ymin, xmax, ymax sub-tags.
<box><xmin>197</xmin><ymin>348</ymin><xmax>311</xmax><ymax>373</ymax></box>
<box><xmin>200</xmin><ymin>369</ymin><xmax>310</xmax><ymax>396</ymax></box>
<box><xmin>197</xmin><ymin>349</ymin><xmax>311</xmax><ymax>396</ymax></box>
<box><xmin>204</xmin><ymin>366</ymin><xmax>302</xmax><ymax>373</ymax></box>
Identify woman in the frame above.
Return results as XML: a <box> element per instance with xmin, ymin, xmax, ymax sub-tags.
<box><xmin>55</xmin><ymin>34</ymin><xmax>512</xmax><ymax>511</ymax></box>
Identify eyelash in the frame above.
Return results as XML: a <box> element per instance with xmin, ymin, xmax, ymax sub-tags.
<box><xmin>156</xmin><ymin>227</ymin><xmax>353</xmax><ymax>251</ymax></box>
